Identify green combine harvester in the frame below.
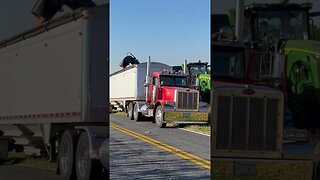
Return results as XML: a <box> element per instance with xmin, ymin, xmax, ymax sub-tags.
<box><xmin>174</xmin><ymin>60</ymin><xmax>211</xmax><ymax>103</ymax></box>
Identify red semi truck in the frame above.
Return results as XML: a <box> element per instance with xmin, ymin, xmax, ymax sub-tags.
<box><xmin>110</xmin><ymin>57</ymin><xmax>209</xmax><ymax>128</ymax></box>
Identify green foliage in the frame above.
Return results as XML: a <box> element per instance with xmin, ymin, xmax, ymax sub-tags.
<box><xmin>183</xmin><ymin>125</ymin><xmax>210</xmax><ymax>135</ymax></box>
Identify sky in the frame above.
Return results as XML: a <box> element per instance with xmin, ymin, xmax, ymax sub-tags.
<box><xmin>110</xmin><ymin>0</ymin><xmax>210</xmax><ymax>73</ymax></box>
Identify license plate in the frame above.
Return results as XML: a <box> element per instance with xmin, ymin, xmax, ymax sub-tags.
<box><xmin>234</xmin><ymin>162</ymin><xmax>256</xmax><ymax>175</ymax></box>
<box><xmin>183</xmin><ymin>112</ymin><xmax>191</xmax><ymax>117</ymax></box>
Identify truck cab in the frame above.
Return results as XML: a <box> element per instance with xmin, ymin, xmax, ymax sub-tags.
<box><xmin>147</xmin><ymin>71</ymin><xmax>189</xmax><ymax>106</ymax></box>
<box><xmin>211</xmin><ymin>26</ymin><xmax>314</xmax><ymax>179</ymax></box>
<box><xmin>225</xmin><ymin>2</ymin><xmax>320</xmax><ymax>131</ymax></box>
<box><xmin>129</xmin><ymin>58</ymin><xmax>209</xmax><ymax>128</ymax></box>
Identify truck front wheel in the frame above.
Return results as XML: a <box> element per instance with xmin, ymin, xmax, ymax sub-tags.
<box><xmin>75</xmin><ymin>132</ymin><xmax>107</xmax><ymax>180</ymax></box>
<box><xmin>155</xmin><ymin>106</ymin><xmax>166</xmax><ymax>128</ymax></box>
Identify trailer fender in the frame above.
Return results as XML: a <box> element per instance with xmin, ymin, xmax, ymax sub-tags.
<box><xmin>75</xmin><ymin>126</ymin><xmax>108</xmax><ymax>161</ymax></box>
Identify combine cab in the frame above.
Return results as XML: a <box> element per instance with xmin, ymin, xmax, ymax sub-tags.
<box><xmin>185</xmin><ymin>61</ymin><xmax>211</xmax><ymax>103</ymax></box>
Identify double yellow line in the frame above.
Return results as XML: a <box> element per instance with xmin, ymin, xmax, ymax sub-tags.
<box><xmin>110</xmin><ymin>123</ymin><xmax>210</xmax><ymax>170</ymax></box>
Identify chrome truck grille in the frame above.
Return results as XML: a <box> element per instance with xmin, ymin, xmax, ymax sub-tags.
<box><xmin>212</xmin><ymin>86</ymin><xmax>283</xmax><ymax>159</ymax></box>
<box><xmin>175</xmin><ymin>89</ymin><xmax>199</xmax><ymax>110</ymax></box>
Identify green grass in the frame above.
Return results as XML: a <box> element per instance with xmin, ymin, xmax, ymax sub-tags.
<box><xmin>211</xmin><ymin>161</ymin><xmax>313</xmax><ymax>180</ymax></box>
<box><xmin>8</xmin><ymin>152</ymin><xmax>56</xmax><ymax>171</ymax></box>
<box><xmin>110</xmin><ymin>110</ymin><xmax>126</xmax><ymax>115</ymax></box>
<box><xmin>183</xmin><ymin>125</ymin><xmax>211</xmax><ymax>135</ymax></box>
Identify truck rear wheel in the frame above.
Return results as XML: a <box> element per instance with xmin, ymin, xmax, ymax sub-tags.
<box><xmin>155</xmin><ymin>106</ymin><xmax>166</xmax><ymax>128</ymax></box>
<box><xmin>127</xmin><ymin>102</ymin><xmax>134</xmax><ymax>120</ymax></box>
<box><xmin>75</xmin><ymin>132</ymin><xmax>107</xmax><ymax>180</ymax></box>
<box><xmin>133</xmin><ymin>103</ymin><xmax>142</xmax><ymax>121</ymax></box>
<box><xmin>58</xmin><ymin>130</ymin><xmax>79</xmax><ymax>180</ymax></box>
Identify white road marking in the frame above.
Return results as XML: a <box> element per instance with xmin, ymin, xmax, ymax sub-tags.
<box><xmin>179</xmin><ymin>128</ymin><xmax>210</xmax><ymax>137</ymax></box>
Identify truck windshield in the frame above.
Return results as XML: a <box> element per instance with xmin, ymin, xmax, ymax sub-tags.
<box><xmin>254</xmin><ymin>10</ymin><xmax>308</xmax><ymax>40</ymax></box>
<box><xmin>188</xmin><ymin>64</ymin><xmax>208</xmax><ymax>76</ymax></box>
<box><xmin>160</xmin><ymin>75</ymin><xmax>187</xmax><ymax>87</ymax></box>
<box><xmin>212</xmin><ymin>48</ymin><xmax>245</xmax><ymax>79</ymax></box>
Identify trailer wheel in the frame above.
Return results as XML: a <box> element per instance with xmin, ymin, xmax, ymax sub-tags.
<box><xmin>133</xmin><ymin>103</ymin><xmax>142</xmax><ymax>121</ymax></box>
<box><xmin>127</xmin><ymin>102</ymin><xmax>134</xmax><ymax>120</ymax></box>
<box><xmin>58</xmin><ymin>130</ymin><xmax>79</xmax><ymax>180</ymax></box>
<box><xmin>155</xmin><ymin>106</ymin><xmax>166</xmax><ymax>128</ymax></box>
<box><xmin>75</xmin><ymin>132</ymin><xmax>107</xmax><ymax>180</ymax></box>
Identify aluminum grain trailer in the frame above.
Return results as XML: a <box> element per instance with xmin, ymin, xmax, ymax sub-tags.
<box><xmin>110</xmin><ymin>62</ymin><xmax>171</xmax><ymax>111</ymax></box>
<box><xmin>0</xmin><ymin>3</ymin><xmax>109</xmax><ymax>180</ymax></box>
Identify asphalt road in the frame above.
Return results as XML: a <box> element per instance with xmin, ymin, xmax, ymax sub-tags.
<box><xmin>110</xmin><ymin>113</ymin><xmax>211</xmax><ymax>179</ymax></box>
<box><xmin>0</xmin><ymin>165</ymin><xmax>60</xmax><ymax>180</ymax></box>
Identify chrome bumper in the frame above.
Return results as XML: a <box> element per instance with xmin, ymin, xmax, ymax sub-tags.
<box><xmin>163</xmin><ymin>106</ymin><xmax>209</xmax><ymax>124</ymax></box>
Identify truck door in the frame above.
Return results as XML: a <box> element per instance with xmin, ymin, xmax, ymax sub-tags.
<box><xmin>147</xmin><ymin>77</ymin><xmax>156</xmax><ymax>104</ymax></box>
<box><xmin>150</xmin><ymin>77</ymin><xmax>159</xmax><ymax>104</ymax></box>
<box><xmin>153</xmin><ymin>77</ymin><xmax>160</xmax><ymax>104</ymax></box>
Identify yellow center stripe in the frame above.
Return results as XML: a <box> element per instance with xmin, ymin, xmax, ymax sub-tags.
<box><xmin>110</xmin><ymin>123</ymin><xmax>211</xmax><ymax>170</ymax></box>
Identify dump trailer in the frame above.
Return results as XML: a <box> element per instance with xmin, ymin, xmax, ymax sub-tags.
<box><xmin>110</xmin><ymin>57</ymin><xmax>209</xmax><ymax>128</ymax></box>
<box><xmin>110</xmin><ymin>61</ymin><xmax>171</xmax><ymax>111</ymax></box>
<box><xmin>0</xmin><ymin>4</ymin><xmax>109</xmax><ymax>180</ymax></box>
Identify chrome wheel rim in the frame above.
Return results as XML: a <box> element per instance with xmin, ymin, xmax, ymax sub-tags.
<box><xmin>156</xmin><ymin>109</ymin><xmax>162</xmax><ymax>124</ymax></box>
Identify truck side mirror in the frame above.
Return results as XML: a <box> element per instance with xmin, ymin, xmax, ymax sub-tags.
<box><xmin>144</xmin><ymin>76</ymin><xmax>152</xmax><ymax>87</ymax></box>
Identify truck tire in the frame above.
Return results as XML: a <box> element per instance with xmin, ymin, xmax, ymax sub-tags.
<box><xmin>133</xmin><ymin>103</ymin><xmax>142</xmax><ymax>122</ymax></box>
<box><xmin>58</xmin><ymin>130</ymin><xmax>79</xmax><ymax>180</ymax></box>
<box><xmin>75</xmin><ymin>132</ymin><xmax>107</xmax><ymax>180</ymax></box>
<box><xmin>127</xmin><ymin>102</ymin><xmax>134</xmax><ymax>120</ymax></box>
<box><xmin>155</xmin><ymin>106</ymin><xmax>166</xmax><ymax>128</ymax></box>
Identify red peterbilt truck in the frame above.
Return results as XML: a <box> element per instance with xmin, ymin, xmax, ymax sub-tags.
<box><xmin>110</xmin><ymin>57</ymin><xmax>209</xmax><ymax>128</ymax></box>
